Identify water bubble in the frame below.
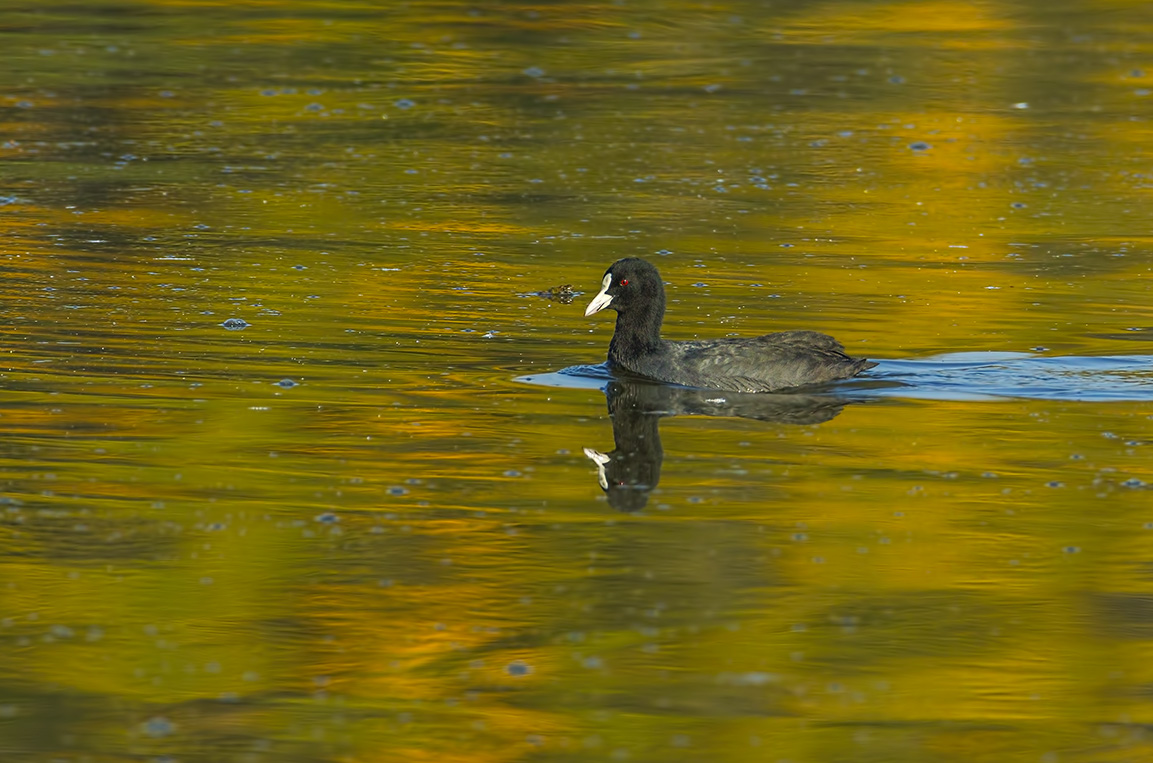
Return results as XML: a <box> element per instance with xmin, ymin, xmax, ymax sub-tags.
<box><xmin>507</xmin><ymin>660</ymin><xmax>532</xmax><ymax>676</ymax></box>
<box><xmin>142</xmin><ymin>716</ymin><xmax>175</xmax><ymax>738</ymax></box>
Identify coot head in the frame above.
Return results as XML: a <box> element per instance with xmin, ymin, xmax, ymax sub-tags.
<box><xmin>584</xmin><ymin>257</ymin><xmax>665</xmax><ymax>318</ymax></box>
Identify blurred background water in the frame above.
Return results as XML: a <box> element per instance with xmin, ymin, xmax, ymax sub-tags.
<box><xmin>2</xmin><ymin>1</ymin><xmax>1153</xmax><ymax>761</ymax></box>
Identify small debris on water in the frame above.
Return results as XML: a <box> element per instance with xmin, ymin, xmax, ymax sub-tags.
<box><xmin>526</xmin><ymin>284</ymin><xmax>576</xmax><ymax>304</ymax></box>
<box><xmin>221</xmin><ymin>318</ymin><xmax>249</xmax><ymax>330</ymax></box>
<box><xmin>275</xmin><ymin>378</ymin><xmax>298</xmax><ymax>389</ymax></box>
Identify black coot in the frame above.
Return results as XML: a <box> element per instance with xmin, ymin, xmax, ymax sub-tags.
<box><xmin>584</xmin><ymin>257</ymin><xmax>877</xmax><ymax>393</ymax></box>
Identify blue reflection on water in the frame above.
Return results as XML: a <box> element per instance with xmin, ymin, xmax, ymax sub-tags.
<box><xmin>519</xmin><ymin>353</ymin><xmax>1153</xmax><ymax>402</ymax></box>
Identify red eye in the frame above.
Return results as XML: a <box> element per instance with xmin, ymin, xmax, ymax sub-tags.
<box><xmin>620</xmin><ymin>279</ymin><xmax>629</xmax><ymax>286</ymax></box>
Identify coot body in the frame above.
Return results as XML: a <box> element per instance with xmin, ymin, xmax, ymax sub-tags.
<box><xmin>584</xmin><ymin>257</ymin><xmax>876</xmax><ymax>393</ymax></box>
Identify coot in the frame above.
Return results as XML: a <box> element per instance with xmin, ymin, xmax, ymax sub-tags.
<box><xmin>584</xmin><ymin>257</ymin><xmax>876</xmax><ymax>392</ymax></box>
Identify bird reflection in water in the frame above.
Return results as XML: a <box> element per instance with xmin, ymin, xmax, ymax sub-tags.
<box><xmin>584</xmin><ymin>378</ymin><xmax>856</xmax><ymax>512</ymax></box>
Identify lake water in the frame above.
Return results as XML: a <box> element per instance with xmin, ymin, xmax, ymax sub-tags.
<box><xmin>2</xmin><ymin>1</ymin><xmax>1153</xmax><ymax>762</ymax></box>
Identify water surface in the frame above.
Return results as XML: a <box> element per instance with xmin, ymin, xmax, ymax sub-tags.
<box><xmin>2</xmin><ymin>2</ymin><xmax>1153</xmax><ymax>762</ymax></box>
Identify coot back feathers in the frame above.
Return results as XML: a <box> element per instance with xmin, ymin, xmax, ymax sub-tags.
<box><xmin>584</xmin><ymin>257</ymin><xmax>876</xmax><ymax>393</ymax></box>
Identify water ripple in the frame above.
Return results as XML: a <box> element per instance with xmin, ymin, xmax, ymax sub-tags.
<box><xmin>519</xmin><ymin>353</ymin><xmax>1153</xmax><ymax>402</ymax></box>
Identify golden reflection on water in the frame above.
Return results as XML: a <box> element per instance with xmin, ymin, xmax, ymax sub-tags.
<box><xmin>2</xmin><ymin>0</ymin><xmax>1153</xmax><ymax>762</ymax></box>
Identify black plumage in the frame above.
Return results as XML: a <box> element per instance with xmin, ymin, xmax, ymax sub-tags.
<box><xmin>584</xmin><ymin>257</ymin><xmax>876</xmax><ymax>393</ymax></box>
